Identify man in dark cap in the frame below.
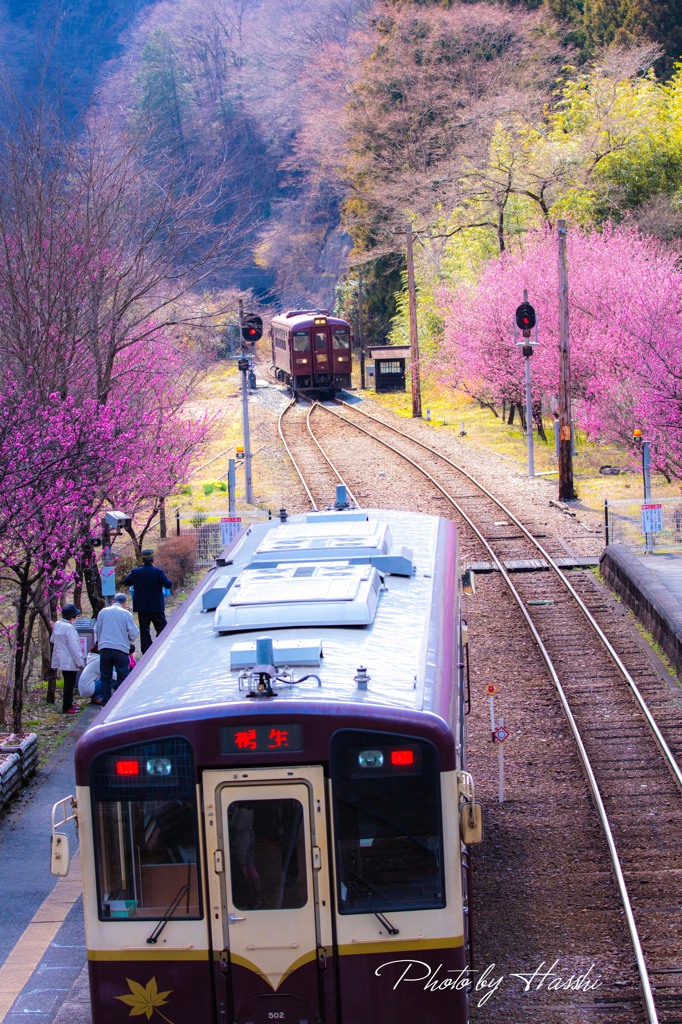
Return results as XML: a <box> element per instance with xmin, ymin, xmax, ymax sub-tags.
<box><xmin>123</xmin><ymin>549</ymin><xmax>173</xmax><ymax>654</ymax></box>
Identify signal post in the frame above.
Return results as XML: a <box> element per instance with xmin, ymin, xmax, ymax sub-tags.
<box><xmin>515</xmin><ymin>293</ymin><xmax>538</xmax><ymax>478</ymax></box>
<box><xmin>237</xmin><ymin>300</ymin><xmax>263</xmax><ymax>505</ymax></box>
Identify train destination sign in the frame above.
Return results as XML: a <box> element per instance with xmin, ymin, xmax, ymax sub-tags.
<box><xmin>220</xmin><ymin>723</ymin><xmax>304</xmax><ymax>754</ymax></box>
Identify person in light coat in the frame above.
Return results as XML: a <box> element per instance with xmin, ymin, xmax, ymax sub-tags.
<box><xmin>51</xmin><ymin>604</ymin><xmax>85</xmax><ymax>714</ymax></box>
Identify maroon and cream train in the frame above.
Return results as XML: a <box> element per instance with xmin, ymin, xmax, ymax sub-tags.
<box><xmin>51</xmin><ymin>495</ymin><xmax>483</xmax><ymax>1024</ymax></box>
<box><xmin>271</xmin><ymin>309</ymin><xmax>352</xmax><ymax>393</ymax></box>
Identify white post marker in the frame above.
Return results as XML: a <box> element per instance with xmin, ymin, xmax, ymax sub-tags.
<box><xmin>494</xmin><ymin>718</ymin><xmax>510</xmax><ymax>803</ymax></box>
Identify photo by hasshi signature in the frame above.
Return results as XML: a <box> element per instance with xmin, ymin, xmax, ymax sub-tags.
<box><xmin>374</xmin><ymin>958</ymin><xmax>603</xmax><ymax>1006</ymax></box>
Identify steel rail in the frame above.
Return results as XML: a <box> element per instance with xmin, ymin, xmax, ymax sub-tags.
<box><xmin>277</xmin><ymin>400</ymin><xmax>357</xmax><ymax>512</ymax></box>
<box><xmin>313</xmin><ymin>400</ymin><xmax>663</xmax><ymax>1024</ymax></box>
<box><xmin>278</xmin><ymin>399</ymin><xmax>318</xmax><ymax>509</ymax></box>
<box><xmin>305</xmin><ymin>403</ymin><xmax>360</xmax><ymax>509</ymax></box>
<box><xmin>331</xmin><ymin>399</ymin><xmax>682</xmax><ymax>792</ymax></box>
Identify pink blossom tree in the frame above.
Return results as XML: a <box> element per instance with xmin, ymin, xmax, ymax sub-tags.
<box><xmin>0</xmin><ymin>115</ymin><xmax>226</xmax><ymax>728</ymax></box>
<box><xmin>0</xmin><ymin>381</ymin><xmax>127</xmax><ymax>730</ymax></box>
<box><xmin>437</xmin><ymin>224</ymin><xmax>682</xmax><ymax>477</ymax></box>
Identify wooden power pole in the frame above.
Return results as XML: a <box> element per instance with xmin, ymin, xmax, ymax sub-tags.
<box><xmin>406</xmin><ymin>224</ymin><xmax>422</xmax><ymax>418</ymax></box>
<box><xmin>358</xmin><ymin>265</ymin><xmax>366</xmax><ymax>389</ymax></box>
<box><xmin>557</xmin><ymin>219</ymin><xmax>575</xmax><ymax>501</ymax></box>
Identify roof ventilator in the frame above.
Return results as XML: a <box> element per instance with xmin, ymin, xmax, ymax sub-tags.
<box><xmin>239</xmin><ymin>635</ymin><xmax>322</xmax><ymax>698</ymax></box>
<box><xmin>354</xmin><ymin>666</ymin><xmax>370</xmax><ymax>690</ymax></box>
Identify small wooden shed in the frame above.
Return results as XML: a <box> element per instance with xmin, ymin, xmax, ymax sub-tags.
<box><xmin>368</xmin><ymin>346</ymin><xmax>411</xmax><ymax>393</ymax></box>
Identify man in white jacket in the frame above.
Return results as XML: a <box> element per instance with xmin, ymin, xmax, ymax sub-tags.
<box><xmin>51</xmin><ymin>604</ymin><xmax>85</xmax><ymax>714</ymax></box>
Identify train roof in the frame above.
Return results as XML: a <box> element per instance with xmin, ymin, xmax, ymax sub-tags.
<box><xmin>270</xmin><ymin>309</ymin><xmax>350</xmax><ymax>330</ymax></box>
<box><xmin>95</xmin><ymin>507</ymin><xmax>459</xmax><ymax>728</ymax></box>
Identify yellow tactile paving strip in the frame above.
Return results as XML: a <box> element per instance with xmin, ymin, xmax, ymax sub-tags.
<box><xmin>0</xmin><ymin>853</ymin><xmax>82</xmax><ymax>1022</ymax></box>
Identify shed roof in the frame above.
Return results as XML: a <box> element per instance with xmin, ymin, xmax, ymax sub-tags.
<box><xmin>369</xmin><ymin>346</ymin><xmax>411</xmax><ymax>360</ymax></box>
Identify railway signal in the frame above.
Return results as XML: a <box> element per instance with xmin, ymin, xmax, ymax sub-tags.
<box><xmin>241</xmin><ymin>314</ymin><xmax>263</xmax><ymax>344</ymax></box>
<box><xmin>515</xmin><ymin>301</ymin><xmax>536</xmax><ymax>335</ymax></box>
<box><xmin>514</xmin><ymin>290</ymin><xmax>539</xmax><ymax>479</ymax></box>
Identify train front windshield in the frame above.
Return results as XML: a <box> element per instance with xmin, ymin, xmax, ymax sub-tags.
<box><xmin>331</xmin><ymin>731</ymin><xmax>445</xmax><ymax>913</ymax></box>
<box><xmin>332</xmin><ymin>328</ymin><xmax>350</xmax><ymax>349</ymax></box>
<box><xmin>90</xmin><ymin>739</ymin><xmax>201</xmax><ymax>921</ymax></box>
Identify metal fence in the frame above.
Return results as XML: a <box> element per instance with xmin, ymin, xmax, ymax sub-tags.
<box><xmin>605</xmin><ymin>496</ymin><xmax>682</xmax><ymax>553</ymax></box>
<box><xmin>111</xmin><ymin>508</ymin><xmax>273</xmax><ymax>571</ymax></box>
<box><xmin>175</xmin><ymin>508</ymin><xmax>271</xmax><ymax>566</ymax></box>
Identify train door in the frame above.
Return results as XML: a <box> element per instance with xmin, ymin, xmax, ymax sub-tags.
<box><xmin>203</xmin><ymin>767</ymin><xmax>336</xmax><ymax>1024</ymax></box>
<box><xmin>313</xmin><ymin>327</ymin><xmax>330</xmax><ymax>375</ymax></box>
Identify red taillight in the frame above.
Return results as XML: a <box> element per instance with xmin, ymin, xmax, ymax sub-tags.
<box><xmin>116</xmin><ymin>760</ymin><xmax>140</xmax><ymax>776</ymax></box>
<box><xmin>391</xmin><ymin>749</ymin><xmax>414</xmax><ymax>766</ymax></box>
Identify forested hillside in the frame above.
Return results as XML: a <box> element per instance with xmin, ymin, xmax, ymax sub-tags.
<box><xmin>2</xmin><ymin>0</ymin><xmax>680</xmax><ymax>310</ymax></box>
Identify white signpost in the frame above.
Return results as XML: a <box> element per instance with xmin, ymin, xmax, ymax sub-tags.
<box><xmin>220</xmin><ymin>517</ymin><xmax>242</xmax><ymax>546</ymax></box>
<box><xmin>100</xmin><ymin>564</ymin><xmax>116</xmax><ymax>597</ymax></box>
<box><xmin>641</xmin><ymin>503</ymin><xmax>663</xmax><ymax>535</ymax></box>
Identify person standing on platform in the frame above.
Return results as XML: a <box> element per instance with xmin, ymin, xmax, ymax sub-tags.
<box><xmin>94</xmin><ymin>593</ymin><xmax>139</xmax><ymax>704</ymax></box>
<box><xmin>123</xmin><ymin>548</ymin><xmax>173</xmax><ymax>654</ymax></box>
<box><xmin>51</xmin><ymin>604</ymin><xmax>85</xmax><ymax>714</ymax></box>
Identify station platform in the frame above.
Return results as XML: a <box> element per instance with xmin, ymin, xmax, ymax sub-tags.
<box><xmin>600</xmin><ymin>544</ymin><xmax>682</xmax><ymax>679</ymax></box>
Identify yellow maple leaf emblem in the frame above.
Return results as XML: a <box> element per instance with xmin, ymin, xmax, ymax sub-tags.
<box><xmin>115</xmin><ymin>977</ymin><xmax>174</xmax><ymax>1023</ymax></box>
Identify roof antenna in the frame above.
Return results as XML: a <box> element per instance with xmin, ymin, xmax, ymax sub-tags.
<box><xmin>247</xmin><ymin>636</ymin><xmax>278</xmax><ymax>698</ymax></box>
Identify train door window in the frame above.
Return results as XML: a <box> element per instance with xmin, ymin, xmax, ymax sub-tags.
<box><xmin>330</xmin><ymin>731</ymin><xmax>445</xmax><ymax>913</ymax></box>
<box><xmin>332</xmin><ymin>329</ymin><xmax>350</xmax><ymax>350</ymax></box>
<box><xmin>314</xmin><ymin>331</ymin><xmax>329</xmax><ymax>361</ymax></box>
<box><xmin>90</xmin><ymin>739</ymin><xmax>201</xmax><ymax>921</ymax></box>
<box><xmin>227</xmin><ymin>798</ymin><xmax>307</xmax><ymax>911</ymax></box>
<box><xmin>293</xmin><ymin>330</ymin><xmax>310</xmax><ymax>352</ymax></box>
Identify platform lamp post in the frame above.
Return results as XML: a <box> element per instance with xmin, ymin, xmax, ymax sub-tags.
<box><xmin>515</xmin><ymin>292</ymin><xmax>538</xmax><ymax>478</ymax></box>
<box><xmin>633</xmin><ymin>428</ymin><xmax>654</xmax><ymax>554</ymax></box>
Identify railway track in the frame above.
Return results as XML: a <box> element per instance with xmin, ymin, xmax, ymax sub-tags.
<box><xmin>277</xmin><ymin>399</ymin><xmax>358</xmax><ymax>511</ymax></box>
<box><xmin>280</xmin><ymin>397</ymin><xmax>682</xmax><ymax>1024</ymax></box>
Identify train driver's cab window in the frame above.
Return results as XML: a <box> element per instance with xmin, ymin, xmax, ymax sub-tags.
<box><xmin>227</xmin><ymin>798</ymin><xmax>307</xmax><ymax>911</ymax></box>
<box><xmin>90</xmin><ymin>740</ymin><xmax>201</xmax><ymax>921</ymax></box>
<box><xmin>314</xmin><ymin>331</ymin><xmax>329</xmax><ymax>360</ymax></box>
<box><xmin>293</xmin><ymin>330</ymin><xmax>310</xmax><ymax>352</ymax></box>
<box><xmin>332</xmin><ymin>329</ymin><xmax>350</xmax><ymax>350</ymax></box>
<box><xmin>331</xmin><ymin>731</ymin><xmax>445</xmax><ymax>913</ymax></box>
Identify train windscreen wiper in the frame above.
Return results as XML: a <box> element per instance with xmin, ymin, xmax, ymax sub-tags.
<box><xmin>146</xmin><ymin>883</ymin><xmax>190</xmax><ymax>945</ymax></box>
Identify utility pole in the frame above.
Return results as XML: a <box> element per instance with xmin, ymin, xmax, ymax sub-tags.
<box><xmin>557</xmin><ymin>220</ymin><xmax>575</xmax><ymax>501</ymax></box>
<box><xmin>358</xmin><ymin>266</ymin><xmax>366</xmax><ymax>390</ymax></box>
<box><xmin>100</xmin><ymin>518</ymin><xmax>115</xmax><ymax>606</ymax></box>
<box><xmin>405</xmin><ymin>224</ymin><xmax>422</xmax><ymax>418</ymax></box>
<box><xmin>237</xmin><ymin>298</ymin><xmax>253</xmax><ymax>504</ymax></box>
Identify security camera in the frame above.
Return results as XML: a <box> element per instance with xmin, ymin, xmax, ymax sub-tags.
<box><xmin>104</xmin><ymin>511</ymin><xmax>131</xmax><ymax>530</ymax></box>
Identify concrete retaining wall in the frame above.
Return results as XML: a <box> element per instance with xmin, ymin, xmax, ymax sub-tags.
<box><xmin>600</xmin><ymin>544</ymin><xmax>682</xmax><ymax>676</ymax></box>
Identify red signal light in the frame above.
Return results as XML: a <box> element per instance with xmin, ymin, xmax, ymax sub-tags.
<box><xmin>116</xmin><ymin>760</ymin><xmax>140</xmax><ymax>776</ymax></box>
<box><xmin>391</xmin><ymin>749</ymin><xmax>415</xmax><ymax>766</ymax></box>
<box><xmin>515</xmin><ymin>301</ymin><xmax>536</xmax><ymax>332</ymax></box>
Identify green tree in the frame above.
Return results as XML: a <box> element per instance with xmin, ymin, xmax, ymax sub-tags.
<box><xmin>137</xmin><ymin>30</ymin><xmax>191</xmax><ymax>156</ymax></box>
